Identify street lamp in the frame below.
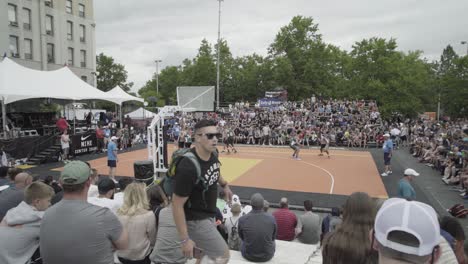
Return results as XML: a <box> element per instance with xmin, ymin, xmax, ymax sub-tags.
<box><xmin>216</xmin><ymin>0</ymin><xmax>223</xmax><ymax>110</ymax></box>
<box><xmin>461</xmin><ymin>41</ymin><xmax>468</xmax><ymax>55</ymax></box>
<box><xmin>155</xmin><ymin>60</ymin><xmax>162</xmax><ymax>95</ymax></box>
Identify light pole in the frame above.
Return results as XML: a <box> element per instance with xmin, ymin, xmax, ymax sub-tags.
<box><xmin>461</xmin><ymin>41</ymin><xmax>468</xmax><ymax>55</ymax></box>
<box><xmin>216</xmin><ymin>0</ymin><xmax>223</xmax><ymax>110</ymax></box>
<box><xmin>155</xmin><ymin>59</ymin><xmax>162</xmax><ymax>95</ymax></box>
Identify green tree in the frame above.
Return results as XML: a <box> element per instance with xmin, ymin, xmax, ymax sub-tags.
<box><xmin>96</xmin><ymin>53</ymin><xmax>133</xmax><ymax>92</ymax></box>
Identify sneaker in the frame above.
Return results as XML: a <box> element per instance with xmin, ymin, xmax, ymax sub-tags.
<box><xmin>381</xmin><ymin>173</ymin><xmax>388</xmax><ymax>177</ymax></box>
<box><xmin>318</xmin><ymin>153</ymin><xmax>324</xmax><ymax>156</ymax></box>
<box><xmin>460</xmin><ymin>192</ymin><xmax>466</xmax><ymax>197</ymax></box>
<box><xmin>294</xmin><ymin>157</ymin><xmax>302</xmax><ymax>161</ymax></box>
<box><xmin>388</xmin><ymin>171</ymin><xmax>393</xmax><ymax>174</ymax></box>
<box><xmin>442</xmin><ymin>178</ymin><xmax>450</xmax><ymax>185</ymax></box>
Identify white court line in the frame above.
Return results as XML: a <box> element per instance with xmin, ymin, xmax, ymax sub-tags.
<box><xmin>241</xmin><ymin>152</ymin><xmax>335</xmax><ymax>194</ymax></box>
<box><xmin>237</xmin><ymin>149</ymin><xmax>369</xmax><ymax>158</ymax></box>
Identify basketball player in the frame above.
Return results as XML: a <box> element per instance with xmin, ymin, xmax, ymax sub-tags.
<box><xmin>290</xmin><ymin>135</ymin><xmax>301</xmax><ymax>160</ymax></box>
<box><xmin>318</xmin><ymin>132</ymin><xmax>331</xmax><ymax>158</ymax></box>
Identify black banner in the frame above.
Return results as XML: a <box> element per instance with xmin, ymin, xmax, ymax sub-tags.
<box><xmin>71</xmin><ymin>131</ymin><xmax>97</xmax><ymax>155</ymax></box>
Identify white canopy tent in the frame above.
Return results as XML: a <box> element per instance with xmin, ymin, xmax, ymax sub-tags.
<box><xmin>0</xmin><ymin>57</ymin><xmax>115</xmax><ymax>135</ymax></box>
<box><xmin>126</xmin><ymin>107</ymin><xmax>156</xmax><ymax>120</ymax></box>
<box><xmin>105</xmin><ymin>86</ymin><xmax>144</xmax><ymax>127</ymax></box>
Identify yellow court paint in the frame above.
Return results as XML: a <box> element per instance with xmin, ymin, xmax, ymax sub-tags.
<box><xmin>16</xmin><ymin>164</ymin><xmax>36</xmax><ymax>169</ymax></box>
<box><xmin>219</xmin><ymin>157</ymin><xmax>263</xmax><ymax>182</ymax></box>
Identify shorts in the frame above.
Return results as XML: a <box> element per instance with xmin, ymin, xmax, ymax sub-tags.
<box><xmin>400</xmin><ymin>135</ymin><xmax>407</xmax><ymax>141</ymax></box>
<box><xmin>320</xmin><ymin>144</ymin><xmax>327</xmax><ymax>151</ymax></box>
<box><xmin>184</xmin><ymin>142</ymin><xmax>192</xmax><ymax>148</ymax></box>
<box><xmin>178</xmin><ymin>141</ymin><xmax>185</xmax><ymax>148</ymax></box>
<box><xmin>384</xmin><ymin>152</ymin><xmax>391</xmax><ymax>165</ymax></box>
<box><xmin>227</xmin><ymin>137</ymin><xmax>234</xmax><ymax>145</ymax></box>
<box><xmin>108</xmin><ymin>160</ymin><xmax>117</xmax><ymax>168</ymax></box>
<box><xmin>187</xmin><ymin>218</ymin><xmax>228</xmax><ymax>259</ymax></box>
<box><xmin>290</xmin><ymin>144</ymin><xmax>299</xmax><ymax>151</ymax></box>
<box><xmin>62</xmin><ymin>147</ymin><xmax>69</xmax><ymax>156</ymax></box>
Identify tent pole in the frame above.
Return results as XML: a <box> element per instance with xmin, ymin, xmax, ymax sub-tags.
<box><xmin>73</xmin><ymin>102</ymin><xmax>76</xmax><ymax>134</ymax></box>
<box><xmin>1</xmin><ymin>98</ymin><xmax>7</xmax><ymax>139</ymax></box>
<box><xmin>120</xmin><ymin>104</ymin><xmax>123</xmax><ymax>128</ymax></box>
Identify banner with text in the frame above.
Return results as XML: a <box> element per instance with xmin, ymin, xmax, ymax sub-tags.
<box><xmin>71</xmin><ymin>132</ymin><xmax>97</xmax><ymax>155</ymax></box>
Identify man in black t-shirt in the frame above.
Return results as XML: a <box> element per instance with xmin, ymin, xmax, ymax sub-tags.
<box><xmin>173</xmin><ymin>119</ymin><xmax>232</xmax><ymax>263</ymax></box>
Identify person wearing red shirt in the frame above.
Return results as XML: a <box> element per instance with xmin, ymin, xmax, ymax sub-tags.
<box><xmin>56</xmin><ymin>117</ymin><xmax>69</xmax><ymax>133</ymax></box>
<box><xmin>96</xmin><ymin>125</ymin><xmax>105</xmax><ymax>153</ymax></box>
<box><xmin>272</xmin><ymin>197</ymin><xmax>297</xmax><ymax>241</ymax></box>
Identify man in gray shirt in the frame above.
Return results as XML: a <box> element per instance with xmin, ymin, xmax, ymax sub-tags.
<box><xmin>295</xmin><ymin>200</ymin><xmax>321</xmax><ymax>244</ymax></box>
<box><xmin>238</xmin><ymin>193</ymin><xmax>277</xmax><ymax>262</ymax></box>
<box><xmin>40</xmin><ymin>161</ymin><xmax>128</xmax><ymax>264</ymax></box>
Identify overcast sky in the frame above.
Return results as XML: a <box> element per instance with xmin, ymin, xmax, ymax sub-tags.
<box><xmin>94</xmin><ymin>0</ymin><xmax>468</xmax><ymax>94</ymax></box>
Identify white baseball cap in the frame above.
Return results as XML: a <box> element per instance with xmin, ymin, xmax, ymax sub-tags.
<box><xmin>111</xmin><ymin>136</ymin><xmax>118</xmax><ymax>141</ymax></box>
<box><xmin>374</xmin><ymin>198</ymin><xmax>440</xmax><ymax>256</ymax></box>
<box><xmin>383</xmin><ymin>133</ymin><xmax>390</xmax><ymax>137</ymax></box>
<box><xmin>404</xmin><ymin>168</ymin><xmax>420</xmax><ymax>177</ymax></box>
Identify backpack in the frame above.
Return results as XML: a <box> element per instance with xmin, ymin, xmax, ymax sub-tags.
<box><xmin>163</xmin><ymin>148</ymin><xmax>219</xmax><ymax>208</ymax></box>
<box><xmin>228</xmin><ymin>217</ymin><xmax>241</xmax><ymax>250</ymax></box>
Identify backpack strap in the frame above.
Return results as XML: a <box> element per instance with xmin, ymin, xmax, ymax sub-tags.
<box><xmin>182</xmin><ymin>152</ymin><xmax>201</xmax><ymax>179</ymax></box>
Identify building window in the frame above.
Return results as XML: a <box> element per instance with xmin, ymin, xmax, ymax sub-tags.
<box><xmin>66</xmin><ymin>0</ymin><xmax>72</xmax><ymax>14</ymax></box>
<box><xmin>8</xmin><ymin>4</ymin><xmax>18</xmax><ymax>26</ymax></box>
<box><xmin>45</xmin><ymin>0</ymin><xmax>53</xmax><ymax>8</ymax></box>
<box><xmin>45</xmin><ymin>15</ymin><xmax>54</xmax><ymax>35</ymax></box>
<box><xmin>68</xmin><ymin>47</ymin><xmax>74</xmax><ymax>66</ymax></box>
<box><xmin>23</xmin><ymin>8</ymin><xmax>31</xmax><ymax>30</ymax></box>
<box><xmin>79</xmin><ymin>25</ymin><xmax>85</xmax><ymax>42</ymax></box>
<box><xmin>81</xmin><ymin>76</ymin><xmax>87</xmax><ymax>82</ymax></box>
<box><xmin>47</xmin><ymin>43</ymin><xmax>55</xmax><ymax>63</ymax></box>
<box><xmin>80</xmin><ymin>50</ymin><xmax>86</xmax><ymax>68</ymax></box>
<box><xmin>24</xmin><ymin>39</ymin><xmax>33</xmax><ymax>60</ymax></box>
<box><xmin>78</xmin><ymin>4</ymin><xmax>85</xmax><ymax>18</ymax></box>
<box><xmin>67</xmin><ymin>21</ymin><xmax>73</xmax><ymax>40</ymax></box>
<box><xmin>9</xmin><ymin>36</ymin><xmax>19</xmax><ymax>57</ymax></box>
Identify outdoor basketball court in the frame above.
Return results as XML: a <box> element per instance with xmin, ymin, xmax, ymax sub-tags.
<box><xmin>52</xmin><ymin>144</ymin><xmax>388</xmax><ymax>200</ymax></box>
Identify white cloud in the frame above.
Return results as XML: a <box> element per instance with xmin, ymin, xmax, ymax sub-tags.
<box><xmin>94</xmin><ymin>0</ymin><xmax>468</xmax><ymax>94</ymax></box>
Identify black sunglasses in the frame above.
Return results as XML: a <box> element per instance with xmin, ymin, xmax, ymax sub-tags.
<box><xmin>198</xmin><ymin>133</ymin><xmax>222</xmax><ymax>140</ymax></box>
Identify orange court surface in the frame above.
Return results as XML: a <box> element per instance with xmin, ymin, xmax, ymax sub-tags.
<box><xmin>53</xmin><ymin>145</ymin><xmax>388</xmax><ymax>198</ymax></box>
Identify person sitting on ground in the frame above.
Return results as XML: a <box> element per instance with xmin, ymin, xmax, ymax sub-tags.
<box><xmin>225</xmin><ymin>203</ymin><xmax>242</xmax><ymax>250</ymax></box>
<box><xmin>0</xmin><ymin>182</ymin><xmax>54</xmax><ymax>264</ymax></box>
<box><xmin>40</xmin><ymin>160</ymin><xmax>128</xmax><ymax>264</ymax></box>
<box><xmin>295</xmin><ymin>199</ymin><xmax>321</xmax><ymax>245</ymax></box>
<box><xmin>116</xmin><ymin>183</ymin><xmax>156</xmax><ymax>264</ymax></box>
<box><xmin>370</xmin><ymin>198</ymin><xmax>441</xmax><ymax>264</ymax></box>
<box><xmin>0</xmin><ymin>166</ymin><xmax>10</xmax><ymax>187</ymax></box>
<box><xmin>272</xmin><ymin>197</ymin><xmax>297</xmax><ymax>241</ymax></box>
<box><xmin>87</xmin><ymin>177</ymin><xmax>121</xmax><ymax>214</ymax></box>
<box><xmin>322</xmin><ymin>192</ymin><xmax>377</xmax><ymax>264</ymax></box>
<box><xmin>0</xmin><ymin>172</ymin><xmax>33</xmax><ymax>221</ymax></box>
<box><xmin>238</xmin><ymin>193</ymin><xmax>277</xmax><ymax>262</ymax></box>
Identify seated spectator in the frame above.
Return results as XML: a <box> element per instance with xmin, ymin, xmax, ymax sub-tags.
<box><xmin>87</xmin><ymin>168</ymin><xmax>99</xmax><ymax>198</ymax></box>
<box><xmin>371</xmin><ymin>198</ymin><xmax>441</xmax><ymax>264</ymax></box>
<box><xmin>87</xmin><ymin>177</ymin><xmax>120</xmax><ymax>214</ymax></box>
<box><xmin>272</xmin><ymin>197</ymin><xmax>297</xmax><ymax>241</ymax></box>
<box><xmin>114</xmin><ymin>177</ymin><xmax>134</xmax><ymax>205</ymax></box>
<box><xmin>147</xmin><ymin>184</ymin><xmax>168</xmax><ymax>220</ymax></box>
<box><xmin>150</xmin><ymin>202</ymin><xmax>187</xmax><ymax>264</ymax></box>
<box><xmin>321</xmin><ymin>207</ymin><xmax>342</xmax><ymax>243</ymax></box>
<box><xmin>263</xmin><ymin>200</ymin><xmax>270</xmax><ymax>212</ymax></box>
<box><xmin>0</xmin><ymin>182</ymin><xmax>54</xmax><ymax>264</ymax></box>
<box><xmin>295</xmin><ymin>200</ymin><xmax>321</xmax><ymax>244</ymax></box>
<box><xmin>225</xmin><ymin>203</ymin><xmax>242</xmax><ymax>250</ymax></box>
<box><xmin>116</xmin><ymin>183</ymin><xmax>156</xmax><ymax>264</ymax></box>
<box><xmin>322</xmin><ymin>192</ymin><xmax>377</xmax><ymax>263</ymax></box>
<box><xmin>7</xmin><ymin>167</ymin><xmax>23</xmax><ymax>183</ymax></box>
<box><xmin>43</xmin><ymin>175</ymin><xmax>62</xmax><ymax>194</ymax></box>
<box><xmin>440</xmin><ymin>216</ymin><xmax>465</xmax><ymax>263</ymax></box>
<box><xmin>40</xmin><ymin>161</ymin><xmax>128</xmax><ymax>264</ymax></box>
<box><xmin>0</xmin><ymin>166</ymin><xmax>10</xmax><ymax>187</ymax></box>
<box><xmin>0</xmin><ymin>172</ymin><xmax>33</xmax><ymax>221</ymax></box>
<box><xmin>238</xmin><ymin>193</ymin><xmax>277</xmax><ymax>262</ymax></box>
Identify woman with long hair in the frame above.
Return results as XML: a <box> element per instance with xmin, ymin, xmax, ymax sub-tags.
<box><xmin>322</xmin><ymin>192</ymin><xmax>378</xmax><ymax>264</ymax></box>
<box><xmin>116</xmin><ymin>183</ymin><xmax>156</xmax><ymax>264</ymax></box>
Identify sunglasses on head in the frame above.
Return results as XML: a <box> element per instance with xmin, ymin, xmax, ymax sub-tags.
<box><xmin>198</xmin><ymin>133</ymin><xmax>222</xmax><ymax>139</ymax></box>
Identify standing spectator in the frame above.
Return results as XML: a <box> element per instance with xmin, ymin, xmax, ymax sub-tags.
<box><xmin>85</xmin><ymin>111</ymin><xmax>92</xmax><ymax>128</ymax></box>
<box><xmin>371</xmin><ymin>198</ymin><xmax>441</xmax><ymax>264</ymax></box>
<box><xmin>398</xmin><ymin>169</ymin><xmax>419</xmax><ymax>201</ymax></box>
<box><xmin>322</xmin><ymin>192</ymin><xmax>377</xmax><ymax>264</ymax></box>
<box><xmin>238</xmin><ymin>193</ymin><xmax>277</xmax><ymax>262</ymax></box>
<box><xmin>172</xmin><ymin>119</ymin><xmax>232</xmax><ymax>263</ymax></box>
<box><xmin>55</xmin><ymin>116</ymin><xmax>69</xmax><ymax>134</ymax></box>
<box><xmin>272</xmin><ymin>197</ymin><xmax>297</xmax><ymax>241</ymax></box>
<box><xmin>95</xmin><ymin>125</ymin><xmax>105</xmax><ymax>153</ymax></box>
<box><xmin>381</xmin><ymin>133</ymin><xmax>393</xmax><ymax>177</ymax></box>
<box><xmin>40</xmin><ymin>161</ymin><xmax>128</xmax><ymax>264</ymax></box>
<box><xmin>87</xmin><ymin>168</ymin><xmax>99</xmax><ymax>198</ymax></box>
<box><xmin>295</xmin><ymin>200</ymin><xmax>321</xmax><ymax>245</ymax></box>
<box><xmin>103</xmin><ymin>126</ymin><xmax>111</xmax><ymax>149</ymax></box>
<box><xmin>88</xmin><ymin>177</ymin><xmax>121</xmax><ymax>214</ymax></box>
<box><xmin>262</xmin><ymin>124</ymin><xmax>271</xmax><ymax>146</ymax></box>
<box><xmin>0</xmin><ymin>182</ymin><xmax>54</xmax><ymax>264</ymax></box>
<box><xmin>116</xmin><ymin>183</ymin><xmax>156</xmax><ymax>264</ymax></box>
<box><xmin>0</xmin><ymin>172</ymin><xmax>33</xmax><ymax>221</ymax></box>
<box><xmin>60</xmin><ymin>130</ymin><xmax>70</xmax><ymax>161</ymax></box>
<box><xmin>108</xmin><ymin>136</ymin><xmax>118</xmax><ymax>182</ymax></box>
